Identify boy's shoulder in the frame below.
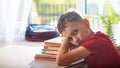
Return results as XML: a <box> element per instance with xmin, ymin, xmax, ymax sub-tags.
<box><xmin>86</xmin><ymin>31</ymin><xmax>109</xmax><ymax>43</ymax></box>
<box><xmin>92</xmin><ymin>31</ymin><xmax>108</xmax><ymax>38</ymax></box>
<box><xmin>82</xmin><ymin>31</ymin><xmax>111</xmax><ymax>49</ymax></box>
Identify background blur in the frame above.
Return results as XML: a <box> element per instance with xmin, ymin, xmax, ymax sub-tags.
<box><xmin>0</xmin><ymin>0</ymin><xmax>120</xmax><ymax>45</ymax></box>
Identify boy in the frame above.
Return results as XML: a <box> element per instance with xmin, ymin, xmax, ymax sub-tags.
<box><xmin>56</xmin><ymin>9</ymin><xmax>120</xmax><ymax>68</ymax></box>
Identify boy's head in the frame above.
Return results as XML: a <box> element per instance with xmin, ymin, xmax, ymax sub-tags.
<box><xmin>57</xmin><ymin>9</ymin><xmax>83</xmax><ymax>34</ymax></box>
<box><xmin>57</xmin><ymin>9</ymin><xmax>92</xmax><ymax>46</ymax></box>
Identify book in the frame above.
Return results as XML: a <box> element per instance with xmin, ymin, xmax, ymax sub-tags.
<box><xmin>34</xmin><ymin>55</ymin><xmax>56</xmax><ymax>61</ymax></box>
<box><xmin>44</xmin><ymin>37</ymin><xmax>63</xmax><ymax>46</ymax></box>
<box><xmin>41</xmin><ymin>49</ymin><xmax>58</xmax><ymax>55</ymax></box>
<box><xmin>65</xmin><ymin>59</ymin><xmax>87</xmax><ymax>68</ymax></box>
<box><xmin>44</xmin><ymin>45</ymin><xmax>60</xmax><ymax>51</ymax></box>
<box><xmin>35</xmin><ymin>53</ymin><xmax>57</xmax><ymax>58</ymax></box>
<box><xmin>34</xmin><ymin>37</ymin><xmax>63</xmax><ymax>61</ymax></box>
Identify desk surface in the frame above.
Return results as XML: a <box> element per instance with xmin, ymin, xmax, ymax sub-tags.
<box><xmin>0</xmin><ymin>41</ymin><xmax>64</xmax><ymax>68</ymax></box>
<box><xmin>30</xmin><ymin>60</ymin><xmax>63</xmax><ymax>68</ymax></box>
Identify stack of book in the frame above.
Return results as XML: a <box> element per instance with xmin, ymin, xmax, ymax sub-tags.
<box><xmin>34</xmin><ymin>37</ymin><xmax>63</xmax><ymax>61</ymax></box>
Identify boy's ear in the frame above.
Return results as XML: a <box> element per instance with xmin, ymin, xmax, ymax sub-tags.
<box><xmin>83</xmin><ymin>18</ymin><xmax>90</xmax><ymax>28</ymax></box>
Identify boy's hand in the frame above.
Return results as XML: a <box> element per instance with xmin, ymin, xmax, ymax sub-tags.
<box><xmin>62</xmin><ymin>38</ymin><xmax>78</xmax><ymax>50</ymax></box>
<box><xmin>60</xmin><ymin>38</ymin><xmax>70</xmax><ymax>50</ymax></box>
<box><xmin>62</xmin><ymin>38</ymin><xmax>70</xmax><ymax>46</ymax></box>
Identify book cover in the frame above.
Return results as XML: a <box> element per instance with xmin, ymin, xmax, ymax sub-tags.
<box><xmin>44</xmin><ymin>37</ymin><xmax>63</xmax><ymax>46</ymax></box>
<box><xmin>65</xmin><ymin>59</ymin><xmax>87</xmax><ymax>68</ymax></box>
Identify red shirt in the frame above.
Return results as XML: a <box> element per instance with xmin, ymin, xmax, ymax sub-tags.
<box><xmin>82</xmin><ymin>31</ymin><xmax>120</xmax><ymax>68</ymax></box>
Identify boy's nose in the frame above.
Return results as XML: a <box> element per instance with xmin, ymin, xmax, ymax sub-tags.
<box><xmin>73</xmin><ymin>37</ymin><xmax>79</xmax><ymax>42</ymax></box>
<box><xmin>72</xmin><ymin>37</ymin><xmax>79</xmax><ymax>46</ymax></box>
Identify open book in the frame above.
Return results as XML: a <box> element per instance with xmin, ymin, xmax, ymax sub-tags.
<box><xmin>65</xmin><ymin>59</ymin><xmax>88</xmax><ymax>68</ymax></box>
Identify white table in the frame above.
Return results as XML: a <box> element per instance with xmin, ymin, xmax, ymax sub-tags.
<box><xmin>0</xmin><ymin>42</ymin><xmax>64</xmax><ymax>68</ymax></box>
<box><xmin>30</xmin><ymin>60</ymin><xmax>63</xmax><ymax>68</ymax></box>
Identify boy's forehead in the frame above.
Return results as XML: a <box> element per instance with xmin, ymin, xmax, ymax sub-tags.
<box><xmin>62</xmin><ymin>27</ymin><xmax>71</xmax><ymax>37</ymax></box>
<box><xmin>64</xmin><ymin>23</ymin><xmax>75</xmax><ymax>30</ymax></box>
<box><xmin>65</xmin><ymin>22</ymin><xmax>81</xmax><ymax>29</ymax></box>
<box><xmin>65</xmin><ymin>22</ymin><xmax>78</xmax><ymax>27</ymax></box>
<box><xmin>62</xmin><ymin>23</ymin><xmax>79</xmax><ymax>36</ymax></box>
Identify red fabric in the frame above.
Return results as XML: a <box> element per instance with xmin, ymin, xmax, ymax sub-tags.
<box><xmin>82</xmin><ymin>31</ymin><xmax>120</xmax><ymax>68</ymax></box>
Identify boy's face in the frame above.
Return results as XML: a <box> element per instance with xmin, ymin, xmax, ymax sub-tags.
<box><xmin>62</xmin><ymin>19</ymin><xmax>91</xmax><ymax>46</ymax></box>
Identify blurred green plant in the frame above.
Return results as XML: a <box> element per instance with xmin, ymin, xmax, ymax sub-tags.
<box><xmin>99</xmin><ymin>0</ymin><xmax>120</xmax><ymax>44</ymax></box>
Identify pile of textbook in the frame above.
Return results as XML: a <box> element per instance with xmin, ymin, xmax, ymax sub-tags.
<box><xmin>34</xmin><ymin>37</ymin><xmax>63</xmax><ymax>61</ymax></box>
<box><xmin>25</xmin><ymin>24</ymin><xmax>59</xmax><ymax>42</ymax></box>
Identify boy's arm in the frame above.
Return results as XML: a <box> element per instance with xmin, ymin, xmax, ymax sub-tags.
<box><xmin>56</xmin><ymin>38</ymin><xmax>91</xmax><ymax>66</ymax></box>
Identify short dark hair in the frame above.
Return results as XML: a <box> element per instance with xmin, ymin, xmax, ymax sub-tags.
<box><xmin>57</xmin><ymin>9</ymin><xmax>83</xmax><ymax>33</ymax></box>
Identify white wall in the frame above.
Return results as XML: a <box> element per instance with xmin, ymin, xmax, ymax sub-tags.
<box><xmin>112</xmin><ymin>22</ymin><xmax>120</xmax><ymax>45</ymax></box>
<box><xmin>110</xmin><ymin>0</ymin><xmax>120</xmax><ymax>15</ymax></box>
<box><xmin>76</xmin><ymin>0</ymin><xmax>85</xmax><ymax>15</ymax></box>
<box><xmin>0</xmin><ymin>0</ymin><xmax>20</xmax><ymax>43</ymax></box>
<box><xmin>0</xmin><ymin>0</ymin><xmax>32</xmax><ymax>44</ymax></box>
<box><xmin>110</xmin><ymin>0</ymin><xmax>120</xmax><ymax>45</ymax></box>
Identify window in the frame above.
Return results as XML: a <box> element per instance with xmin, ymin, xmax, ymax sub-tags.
<box><xmin>31</xmin><ymin>0</ymin><xmax>77</xmax><ymax>26</ymax></box>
